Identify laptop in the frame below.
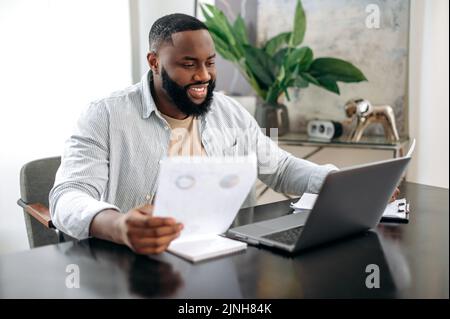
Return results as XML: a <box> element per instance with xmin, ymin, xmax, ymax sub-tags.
<box><xmin>227</xmin><ymin>156</ymin><xmax>411</xmax><ymax>253</ymax></box>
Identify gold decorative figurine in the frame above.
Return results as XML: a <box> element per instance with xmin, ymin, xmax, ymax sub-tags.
<box><xmin>345</xmin><ymin>98</ymin><xmax>400</xmax><ymax>142</ymax></box>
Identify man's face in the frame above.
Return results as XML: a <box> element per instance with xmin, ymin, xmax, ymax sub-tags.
<box><xmin>153</xmin><ymin>29</ymin><xmax>217</xmax><ymax>117</ymax></box>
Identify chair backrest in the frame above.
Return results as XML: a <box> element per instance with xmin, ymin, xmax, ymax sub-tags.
<box><xmin>19</xmin><ymin>156</ymin><xmax>61</xmax><ymax>248</ymax></box>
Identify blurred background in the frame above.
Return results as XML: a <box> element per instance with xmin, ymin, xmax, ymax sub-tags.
<box><xmin>0</xmin><ymin>0</ymin><xmax>448</xmax><ymax>254</ymax></box>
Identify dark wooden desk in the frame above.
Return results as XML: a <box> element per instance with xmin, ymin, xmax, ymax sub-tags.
<box><xmin>0</xmin><ymin>182</ymin><xmax>448</xmax><ymax>298</ymax></box>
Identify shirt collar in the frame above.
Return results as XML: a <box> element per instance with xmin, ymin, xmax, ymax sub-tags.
<box><xmin>141</xmin><ymin>71</ymin><xmax>157</xmax><ymax>119</ymax></box>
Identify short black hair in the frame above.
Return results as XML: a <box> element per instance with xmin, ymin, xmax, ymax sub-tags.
<box><xmin>149</xmin><ymin>13</ymin><xmax>208</xmax><ymax>52</ymax></box>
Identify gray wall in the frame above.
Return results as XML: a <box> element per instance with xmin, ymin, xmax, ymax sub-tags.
<box><xmin>213</xmin><ymin>0</ymin><xmax>257</xmax><ymax>96</ymax></box>
<box><xmin>129</xmin><ymin>0</ymin><xmax>196</xmax><ymax>83</ymax></box>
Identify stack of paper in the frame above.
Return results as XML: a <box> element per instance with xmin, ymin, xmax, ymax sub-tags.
<box><xmin>166</xmin><ymin>235</ymin><xmax>247</xmax><ymax>263</ymax></box>
<box><xmin>290</xmin><ymin>193</ymin><xmax>410</xmax><ymax>223</ymax></box>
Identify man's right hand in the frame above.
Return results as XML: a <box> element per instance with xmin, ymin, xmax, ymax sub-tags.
<box><xmin>115</xmin><ymin>204</ymin><xmax>183</xmax><ymax>255</ymax></box>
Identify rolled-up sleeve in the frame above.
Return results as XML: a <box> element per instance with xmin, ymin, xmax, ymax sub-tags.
<box><xmin>49</xmin><ymin>102</ymin><xmax>120</xmax><ymax>240</ymax></box>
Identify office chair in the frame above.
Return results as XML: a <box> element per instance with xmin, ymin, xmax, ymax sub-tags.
<box><xmin>17</xmin><ymin>156</ymin><xmax>73</xmax><ymax>248</ymax></box>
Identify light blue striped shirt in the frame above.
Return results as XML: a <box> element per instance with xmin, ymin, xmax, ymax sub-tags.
<box><xmin>49</xmin><ymin>72</ymin><xmax>337</xmax><ymax>239</ymax></box>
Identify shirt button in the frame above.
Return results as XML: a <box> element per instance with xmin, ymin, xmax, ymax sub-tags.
<box><xmin>164</xmin><ymin>126</ymin><xmax>169</xmax><ymax>130</ymax></box>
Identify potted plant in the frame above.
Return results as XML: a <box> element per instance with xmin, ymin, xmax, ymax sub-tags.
<box><xmin>201</xmin><ymin>0</ymin><xmax>367</xmax><ymax>135</ymax></box>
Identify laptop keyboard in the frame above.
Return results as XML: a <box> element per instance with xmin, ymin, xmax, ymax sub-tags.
<box><xmin>262</xmin><ymin>226</ymin><xmax>304</xmax><ymax>245</ymax></box>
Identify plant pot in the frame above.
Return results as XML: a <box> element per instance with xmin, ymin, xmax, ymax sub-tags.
<box><xmin>255</xmin><ymin>102</ymin><xmax>290</xmax><ymax>136</ymax></box>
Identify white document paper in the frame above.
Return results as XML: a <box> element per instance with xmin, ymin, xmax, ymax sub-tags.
<box><xmin>290</xmin><ymin>192</ymin><xmax>318</xmax><ymax>211</ymax></box>
<box><xmin>153</xmin><ymin>154</ymin><xmax>257</xmax><ymax>261</ymax></box>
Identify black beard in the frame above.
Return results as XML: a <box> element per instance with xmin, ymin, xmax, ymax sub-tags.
<box><xmin>159</xmin><ymin>67</ymin><xmax>215</xmax><ymax>118</ymax></box>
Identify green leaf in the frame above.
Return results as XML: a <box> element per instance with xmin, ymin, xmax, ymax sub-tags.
<box><xmin>200</xmin><ymin>4</ymin><xmax>212</xmax><ymax>20</ymax></box>
<box><xmin>298</xmin><ymin>47</ymin><xmax>313</xmax><ymax>71</ymax></box>
<box><xmin>245</xmin><ymin>70</ymin><xmax>267</xmax><ymax>99</ymax></box>
<box><xmin>273</xmin><ymin>48</ymin><xmax>289</xmax><ymax>68</ymax></box>
<box><xmin>202</xmin><ymin>4</ymin><xmax>236</xmax><ymax>46</ymax></box>
<box><xmin>266</xmin><ymin>83</ymin><xmax>282</xmax><ymax>103</ymax></box>
<box><xmin>205</xmin><ymin>21</ymin><xmax>229</xmax><ymax>43</ymax></box>
<box><xmin>206</xmin><ymin>21</ymin><xmax>239</xmax><ymax>60</ymax></box>
<box><xmin>289</xmin><ymin>0</ymin><xmax>306</xmax><ymax>47</ymax></box>
<box><xmin>233</xmin><ymin>15</ymin><xmax>249</xmax><ymax>45</ymax></box>
<box><xmin>299</xmin><ymin>72</ymin><xmax>320</xmax><ymax>85</ymax></box>
<box><xmin>264</xmin><ymin>32</ymin><xmax>291</xmax><ymax>56</ymax></box>
<box><xmin>284</xmin><ymin>88</ymin><xmax>291</xmax><ymax>101</ymax></box>
<box><xmin>293</xmin><ymin>76</ymin><xmax>309</xmax><ymax>88</ymax></box>
<box><xmin>300</xmin><ymin>72</ymin><xmax>339</xmax><ymax>93</ymax></box>
<box><xmin>316</xmin><ymin>77</ymin><xmax>340</xmax><ymax>94</ymax></box>
<box><xmin>277</xmin><ymin>65</ymin><xmax>286</xmax><ymax>82</ymax></box>
<box><xmin>272</xmin><ymin>48</ymin><xmax>289</xmax><ymax>84</ymax></box>
<box><xmin>309</xmin><ymin>58</ymin><xmax>367</xmax><ymax>82</ymax></box>
<box><xmin>210</xmin><ymin>33</ymin><xmax>237</xmax><ymax>61</ymax></box>
<box><xmin>202</xmin><ymin>4</ymin><xmax>246</xmax><ymax>59</ymax></box>
<box><xmin>243</xmin><ymin>45</ymin><xmax>276</xmax><ymax>88</ymax></box>
<box><xmin>286</xmin><ymin>47</ymin><xmax>313</xmax><ymax>71</ymax></box>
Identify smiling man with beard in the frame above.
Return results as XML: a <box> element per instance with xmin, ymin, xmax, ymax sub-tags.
<box><xmin>49</xmin><ymin>14</ymin><xmax>345</xmax><ymax>255</ymax></box>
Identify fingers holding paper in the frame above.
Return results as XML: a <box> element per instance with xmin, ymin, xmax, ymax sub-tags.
<box><xmin>117</xmin><ymin>204</ymin><xmax>184</xmax><ymax>255</ymax></box>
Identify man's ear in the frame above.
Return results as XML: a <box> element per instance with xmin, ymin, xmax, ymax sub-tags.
<box><xmin>147</xmin><ymin>52</ymin><xmax>159</xmax><ymax>75</ymax></box>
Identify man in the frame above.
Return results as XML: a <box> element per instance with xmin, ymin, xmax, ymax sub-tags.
<box><xmin>50</xmin><ymin>14</ymin><xmax>398</xmax><ymax>255</ymax></box>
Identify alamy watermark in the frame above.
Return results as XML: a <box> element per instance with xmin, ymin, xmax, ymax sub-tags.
<box><xmin>65</xmin><ymin>264</ymin><xmax>80</xmax><ymax>289</ymax></box>
<box><xmin>365</xmin><ymin>4</ymin><xmax>381</xmax><ymax>29</ymax></box>
<box><xmin>365</xmin><ymin>263</ymin><xmax>380</xmax><ymax>289</ymax></box>
<box><xmin>167</xmin><ymin>127</ymin><xmax>282</xmax><ymax>175</ymax></box>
